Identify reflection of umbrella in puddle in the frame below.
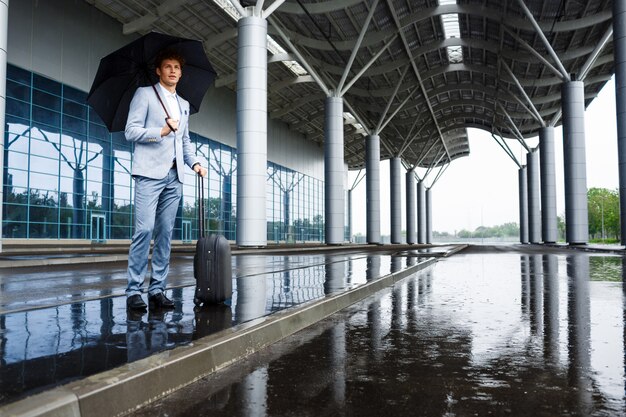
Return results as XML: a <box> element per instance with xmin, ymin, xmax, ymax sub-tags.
<box><xmin>87</xmin><ymin>31</ymin><xmax>216</xmax><ymax>132</ymax></box>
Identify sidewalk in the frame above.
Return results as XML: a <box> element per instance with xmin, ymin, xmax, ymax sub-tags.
<box><xmin>0</xmin><ymin>244</ymin><xmax>461</xmax><ymax>416</ymax></box>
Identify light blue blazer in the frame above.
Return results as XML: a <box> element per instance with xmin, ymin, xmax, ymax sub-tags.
<box><xmin>125</xmin><ymin>84</ymin><xmax>199</xmax><ymax>183</ymax></box>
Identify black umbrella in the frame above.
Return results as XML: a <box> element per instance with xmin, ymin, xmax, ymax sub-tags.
<box><xmin>87</xmin><ymin>32</ymin><xmax>216</xmax><ymax>132</ymax></box>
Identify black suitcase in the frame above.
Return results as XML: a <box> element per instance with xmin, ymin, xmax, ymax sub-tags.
<box><xmin>193</xmin><ymin>176</ymin><xmax>232</xmax><ymax>306</ymax></box>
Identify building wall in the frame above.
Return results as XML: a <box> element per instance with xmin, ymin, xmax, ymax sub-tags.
<box><xmin>7</xmin><ymin>0</ymin><xmax>324</xmax><ymax>180</ymax></box>
<box><xmin>3</xmin><ymin>0</ymin><xmax>329</xmax><ymax>242</ymax></box>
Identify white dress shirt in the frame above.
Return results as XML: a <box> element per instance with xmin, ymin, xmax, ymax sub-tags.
<box><xmin>158</xmin><ymin>83</ymin><xmax>181</xmax><ymax>121</ymax></box>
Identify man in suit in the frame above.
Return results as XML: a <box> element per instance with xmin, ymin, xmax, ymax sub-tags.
<box><xmin>125</xmin><ymin>48</ymin><xmax>208</xmax><ymax>311</ymax></box>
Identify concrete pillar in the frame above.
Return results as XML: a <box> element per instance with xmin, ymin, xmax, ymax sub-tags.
<box><xmin>366</xmin><ymin>135</ymin><xmax>380</xmax><ymax>244</ymax></box>
<box><xmin>417</xmin><ymin>181</ymin><xmax>426</xmax><ymax>243</ymax></box>
<box><xmin>614</xmin><ymin>0</ymin><xmax>626</xmax><ymax>245</ymax></box>
<box><xmin>539</xmin><ymin>127</ymin><xmax>558</xmax><ymax>243</ymax></box>
<box><xmin>0</xmin><ymin>0</ymin><xmax>7</xmax><ymax>252</ymax></box>
<box><xmin>390</xmin><ymin>157</ymin><xmax>402</xmax><ymax>243</ymax></box>
<box><xmin>425</xmin><ymin>187</ymin><xmax>432</xmax><ymax>244</ymax></box>
<box><xmin>561</xmin><ymin>81</ymin><xmax>588</xmax><ymax>244</ymax></box>
<box><xmin>527</xmin><ymin>149</ymin><xmax>541</xmax><ymax>243</ymax></box>
<box><xmin>347</xmin><ymin>189</ymin><xmax>352</xmax><ymax>242</ymax></box>
<box><xmin>324</xmin><ymin>96</ymin><xmax>345</xmax><ymax>244</ymax></box>
<box><xmin>236</xmin><ymin>15</ymin><xmax>267</xmax><ymax>247</ymax></box>
<box><xmin>405</xmin><ymin>171</ymin><xmax>416</xmax><ymax>244</ymax></box>
<box><xmin>519</xmin><ymin>166</ymin><xmax>529</xmax><ymax>243</ymax></box>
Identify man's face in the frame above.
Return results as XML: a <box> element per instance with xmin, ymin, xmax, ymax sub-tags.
<box><xmin>156</xmin><ymin>58</ymin><xmax>182</xmax><ymax>88</ymax></box>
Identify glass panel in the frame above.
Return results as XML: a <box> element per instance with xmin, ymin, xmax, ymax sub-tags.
<box><xmin>89</xmin><ymin>123</ymin><xmax>109</xmax><ymax>142</ymax></box>
<box><xmin>5</xmin><ymin>167</ymin><xmax>28</xmax><ymax>189</ymax></box>
<box><xmin>33</xmin><ymin>73</ymin><xmax>61</xmax><ymax>95</ymax></box>
<box><xmin>63</xmin><ymin>99</ymin><xmax>87</xmax><ymax>119</ymax></box>
<box><xmin>6</xmin><ymin>98</ymin><xmax>30</xmax><ymax>119</ymax></box>
<box><xmin>33</xmin><ymin>89</ymin><xmax>61</xmax><ymax>111</ymax></box>
<box><xmin>32</xmin><ymin>105</ymin><xmax>61</xmax><ymax>128</ymax></box>
<box><xmin>31</xmin><ymin>126</ymin><xmax>61</xmax><ymax>146</ymax></box>
<box><xmin>7</xmin><ymin>64</ymin><xmax>31</xmax><ymax>86</ymax></box>
<box><xmin>3</xmin><ymin>218</ymin><xmax>27</xmax><ymax>238</ymax></box>
<box><xmin>29</xmin><ymin>171</ymin><xmax>58</xmax><ymax>192</ymax></box>
<box><xmin>88</xmin><ymin>107</ymin><xmax>106</xmax><ymax>126</ymax></box>
<box><xmin>29</xmin><ymin>221</ymin><xmax>60</xmax><ymax>239</ymax></box>
<box><xmin>62</xmin><ymin>114</ymin><xmax>87</xmax><ymax>135</ymax></box>
<box><xmin>29</xmin><ymin>154</ymin><xmax>59</xmax><ymax>176</ymax></box>
<box><xmin>63</xmin><ymin>85</ymin><xmax>87</xmax><ymax>103</ymax></box>
<box><xmin>7</xmin><ymin>80</ymin><xmax>30</xmax><ymax>101</ymax></box>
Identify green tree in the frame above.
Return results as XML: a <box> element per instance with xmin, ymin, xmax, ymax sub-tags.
<box><xmin>587</xmin><ymin>187</ymin><xmax>619</xmax><ymax>240</ymax></box>
<box><xmin>557</xmin><ymin>214</ymin><xmax>566</xmax><ymax>241</ymax></box>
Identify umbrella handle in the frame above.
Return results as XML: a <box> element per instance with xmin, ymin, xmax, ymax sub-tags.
<box><xmin>151</xmin><ymin>84</ymin><xmax>177</xmax><ymax>132</ymax></box>
<box><xmin>165</xmin><ymin>118</ymin><xmax>178</xmax><ymax>132</ymax></box>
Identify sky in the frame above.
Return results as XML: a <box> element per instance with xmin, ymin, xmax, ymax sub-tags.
<box><xmin>348</xmin><ymin>77</ymin><xmax>619</xmax><ymax>236</ymax></box>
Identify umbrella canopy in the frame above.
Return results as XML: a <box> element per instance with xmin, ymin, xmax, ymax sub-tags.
<box><xmin>87</xmin><ymin>32</ymin><xmax>216</xmax><ymax>132</ymax></box>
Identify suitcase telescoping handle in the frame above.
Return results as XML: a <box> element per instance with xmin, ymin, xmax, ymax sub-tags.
<box><xmin>197</xmin><ymin>175</ymin><xmax>206</xmax><ymax>239</ymax></box>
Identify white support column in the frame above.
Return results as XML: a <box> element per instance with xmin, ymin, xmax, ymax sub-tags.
<box><xmin>425</xmin><ymin>187</ymin><xmax>432</xmax><ymax>244</ymax></box>
<box><xmin>405</xmin><ymin>170</ymin><xmax>416</xmax><ymax>244</ymax></box>
<box><xmin>614</xmin><ymin>0</ymin><xmax>626</xmax><ymax>245</ymax></box>
<box><xmin>562</xmin><ymin>81</ymin><xmax>588</xmax><ymax>244</ymax></box>
<box><xmin>366</xmin><ymin>134</ymin><xmax>380</xmax><ymax>244</ymax></box>
<box><xmin>390</xmin><ymin>157</ymin><xmax>402</xmax><ymax>244</ymax></box>
<box><xmin>519</xmin><ymin>167</ymin><xmax>529</xmax><ymax>244</ymax></box>
<box><xmin>417</xmin><ymin>180</ymin><xmax>426</xmax><ymax>244</ymax></box>
<box><xmin>539</xmin><ymin>127</ymin><xmax>558</xmax><ymax>243</ymax></box>
<box><xmin>347</xmin><ymin>189</ymin><xmax>352</xmax><ymax>243</ymax></box>
<box><xmin>325</xmin><ymin>96</ymin><xmax>345</xmax><ymax>244</ymax></box>
<box><xmin>527</xmin><ymin>149</ymin><xmax>541</xmax><ymax>243</ymax></box>
<box><xmin>236</xmin><ymin>15</ymin><xmax>267</xmax><ymax>247</ymax></box>
<box><xmin>0</xmin><ymin>0</ymin><xmax>7</xmax><ymax>253</ymax></box>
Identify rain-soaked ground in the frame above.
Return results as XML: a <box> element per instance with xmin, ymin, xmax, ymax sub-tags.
<box><xmin>0</xmin><ymin>247</ymin><xmax>444</xmax><ymax>407</ymax></box>
<box><xmin>132</xmin><ymin>245</ymin><xmax>626</xmax><ymax>417</ymax></box>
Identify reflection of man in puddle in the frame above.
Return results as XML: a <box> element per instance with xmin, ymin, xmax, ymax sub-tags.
<box><xmin>126</xmin><ymin>310</ymin><xmax>169</xmax><ymax>362</ymax></box>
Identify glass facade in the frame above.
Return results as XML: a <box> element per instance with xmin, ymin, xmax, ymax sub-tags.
<box><xmin>3</xmin><ymin>64</ymin><xmax>326</xmax><ymax>242</ymax></box>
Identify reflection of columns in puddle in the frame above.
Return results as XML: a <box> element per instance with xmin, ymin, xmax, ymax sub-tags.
<box><xmin>391</xmin><ymin>255</ymin><xmax>402</xmax><ymax>273</ymax></box>
<box><xmin>416</xmin><ymin>270</ymin><xmax>433</xmax><ymax>306</ymax></box>
<box><xmin>330</xmin><ymin>322</ymin><xmax>346</xmax><ymax>405</ymax></box>
<box><xmin>406</xmin><ymin>255</ymin><xmax>417</xmax><ymax>268</ymax></box>
<box><xmin>391</xmin><ymin>284</ymin><xmax>404</xmax><ymax>330</ymax></box>
<box><xmin>529</xmin><ymin>255</ymin><xmax>543</xmax><ymax>335</ymax></box>
<box><xmin>407</xmin><ymin>277</ymin><xmax>416</xmax><ymax>311</ymax></box>
<box><xmin>520</xmin><ymin>255</ymin><xmax>530</xmax><ymax>318</ymax></box>
<box><xmin>368</xmin><ymin>298</ymin><xmax>384</xmax><ymax>361</ymax></box>
<box><xmin>240</xmin><ymin>366</ymin><xmax>267</xmax><ymax>417</ymax></box>
<box><xmin>324</xmin><ymin>255</ymin><xmax>348</xmax><ymax>295</ymax></box>
<box><xmin>542</xmin><ymin>254</ymin><xmax>559</xmax><ymax>366</ymax></box>
<box><xmin>366</xmin><ymin>255</ymin><xmax>381</xmax><ymax>282</ymax></box>
<box><xmin>567</xmin><ymin>255</ymin><xmax>592</xmax><ymax>413</ymax></box>
<box><xmin>235</xmin><ymin>256</ymin><xmax>268</xmax><ymax>323</ymax></box>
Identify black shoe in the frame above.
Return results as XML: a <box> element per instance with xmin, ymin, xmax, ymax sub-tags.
<box><xmin>149</xmin><ymin>292</ymin><xmax>175</xmax><ymax>309</ymax></box>
<box><xmin>127</xmin><ymin>294</ymin><xmax>147</xmax><ymax>310</ymax></box>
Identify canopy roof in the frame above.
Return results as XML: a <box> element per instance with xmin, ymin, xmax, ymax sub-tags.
<box><xmin>87</xmin><ymin>0</ymin><xmax>615</xmax><ymax>170</ymax></box>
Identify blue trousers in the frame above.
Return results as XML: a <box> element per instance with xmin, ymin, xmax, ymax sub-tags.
<box><xmin>126</xmin><ymin>168</ymin><xmax>182</xmax><ymax>297</ymax></box>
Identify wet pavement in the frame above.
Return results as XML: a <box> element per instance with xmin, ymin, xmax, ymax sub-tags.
<box><xmin>133</xmin><ymin>245</ymin><xmax>626</xmax><ymax>417</ymax></box>
<box><xmin>0</xmin><ymin>246</ymin><xmax>449</xmax><ymax>408</ymax></box>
